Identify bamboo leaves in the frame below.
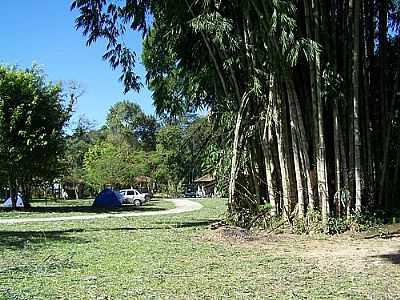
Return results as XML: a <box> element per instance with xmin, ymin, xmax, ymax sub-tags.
<box><xmin>72</xmin><ymin>0</ymin><xmax>400</xmax><ymax>229</ymax></box>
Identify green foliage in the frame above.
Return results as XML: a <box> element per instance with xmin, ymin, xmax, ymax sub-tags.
<box><xmin>154</xmin><ymin>124</ymin><xmax>185</xmax><ymax>190</ymax></box>
<box><xmin>62</xmin><ymin>102</ymin><xmax>219</xmax><ymax>195</ymax></box>
<box><xmin>226</xmin><ymin>204</ymin><xmax>267</xmax><ymax>229</ymax></box>
<box><xmin>71</xmin><ymin>0</ymin><xmax>147</xmax><ymax>93</ymax></box>
<box><xmin>83</xmin><ymin>142</ymin><xmax>153</xmax><ymax>190</ymax></box>
<box><xmin>227</xmin><ymin>206</ymin><xmax>387</xmax><ymax>235</ymax></box>
<box><xmin>153</xmin><ymin>115</ymin><xmax>227</xmax><ymax>194</ymax></box>
<box><xmin>105</xmin><ymin>100</ymin><xmax>158</xmax><ymax>151</ymax></box>
<box><xmin>64</xmin><ymin>117</ymin><xmax>100</xmax><ymax>198</ymax></box>
<box><xmin>302</xmin><ymin>210</ymin><xmax>325</xmax><ymax>234</ymax></box>
<box><xmin>67</xmin><ymin>101</ymin><xmax>161</xmax><ymax>191</ymax></box>
<box><xmin>293</xmin><ymin>210</ymin><xmax>385</xmax><ymax>235</ymax></box>
<box><xmin>342</xmin><ymin>212</ymin><xmax>384</xmax><ymax>233</ymax></box>
<box><xmin>0</xmin><ymin>65</ymin><xmax>72</xmax><ymax>200</ymax></box>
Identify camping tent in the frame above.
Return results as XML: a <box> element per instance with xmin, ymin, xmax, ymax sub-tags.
<box><xmin>2</xmin><ymin>194</ymin><xmax>24</xmax><ymax>208</ymax></box>
<box><xmin>92</xmin><ymin>188</ymin><xmax>122</xmax><ymax>208</ymax></box>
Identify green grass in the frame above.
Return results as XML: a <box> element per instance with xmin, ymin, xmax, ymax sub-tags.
<box><xmin>0</xmin><ymin>198</ymin><xmax>174</xmax><ymax>219</ymax></box>
<box><xmin>1</xmin><ymin>198</ymin><xmax>400</xmax><ymax>299</ymax></box>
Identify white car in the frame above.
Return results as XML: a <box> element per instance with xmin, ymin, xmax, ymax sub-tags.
<box><xmin>119</xmin><ymin>189</ymin><xmax>149</xmax><ymax>206</ymax></box>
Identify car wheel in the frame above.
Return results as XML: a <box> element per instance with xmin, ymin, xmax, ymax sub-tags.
<box><xmin>134</xmin><ymin>199</ymin><xmax>141</xmax><ymax>207</ymax></box>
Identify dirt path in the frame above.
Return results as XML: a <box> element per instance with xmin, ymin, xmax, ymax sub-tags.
<box><xmin>0</xmin><ymin>198</ymin><xmax>203</xmax><ymax>225</ymax></box>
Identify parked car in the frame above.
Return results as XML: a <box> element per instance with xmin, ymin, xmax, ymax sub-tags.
<box><xmin>136</xmin><ymin>187</ymin><xmax>153</xmax><ymax>200</ymax></box>
<box><xmin>119</xmin><ymin>189</ymin><xmax>150</xmax><ymax>206</ymax></box>
<box><xmin>184</xmin><ymin>187</ymin><xmax>197</xmax><ymax>198</ymax></box>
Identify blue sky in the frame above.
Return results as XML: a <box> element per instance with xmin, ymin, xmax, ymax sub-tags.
<box><xmin>0</xmin><ymin>0</ymin><xmax>154</xmax><ymax>129</ymax></box>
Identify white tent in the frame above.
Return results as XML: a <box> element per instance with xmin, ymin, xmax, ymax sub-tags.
<box><xmin>2</xmin><ymin>195</ymin><xmax>24</xmax><ymax>208</ymax></box>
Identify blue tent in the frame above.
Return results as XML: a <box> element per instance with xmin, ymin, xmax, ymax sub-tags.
<box><xmin>92</xmin><ymin>188</ymin><xmax>123</xmax><ymax>208</ymax></box>
<box><xmin>3</xmin><ymin>194</ymin><xmax>24</xmax><ymax>207</ymax></box>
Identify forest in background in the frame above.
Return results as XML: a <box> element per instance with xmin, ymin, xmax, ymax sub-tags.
<box><xmin>64</xmin><ymin>102</ymin><xmax>225</xmax><ymax>199</ymax></box>
<box><xmin>0</xmin><ymin>64</ymin><xmax>224</xmax><ymax>205</ymax></box>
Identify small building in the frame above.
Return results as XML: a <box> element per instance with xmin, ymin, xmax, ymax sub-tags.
<box><xmin>194</xmin><ymin>174</ymin><xmax>216</xmax><ymax>197</ymax></box>
<box><xmin>133</xmin><ymin>176</ymin><xmax>154</xmax><ymax>192</ymax></box>
<box><xmin>134</xmin><ymin>176</ymin><xmax>152</xmax><ymax>186</ymax></box>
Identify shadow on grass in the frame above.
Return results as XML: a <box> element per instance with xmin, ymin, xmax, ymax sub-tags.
<box><xmin>365</xmin><ymin>229</ymin><xmax>400</xmax><ymax>240</ymax></box>
<box><xmin>371</xmin><ymin>251</ymin><xmax>400</xmax><ymax>264</ymax></box>
<box><xmin>0</xmin><ymin>219</ymin><xmax>218</xmax><ymax>240</ymax></box>
<box><xmin>75</xmin><ymin>219</ymin><xmax>220</xmax><ymax>232</ymax></box>
<box><xmin>0</xmin><ymin>219</ymin><xmax>220</xmax><ymax>251</ymax></box>
<box><xmin>0</xmin><ymin>203</ymin><xmax>168</xmax><ymax>214</ymax></box>
<box><xmin>0</xmin><ymin>228</ymin><xmax>89</xmax><ymax>250</ymax></box>
<box><xmin>151</xmin><ymin>219</ymin><xmax>221</xmax><ymax>229</ymax></box>
<box><xmin>86</xmin><ymin>219</ymin><xmax>219</xmax><ymax>231</ymax></box>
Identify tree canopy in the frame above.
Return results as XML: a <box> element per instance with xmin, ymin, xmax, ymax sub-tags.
<box><xmin>105</xmin><ymin>100</ymin><xmax>158</xmax><ymax>150</ymax></box>
<box><xmin>0</xmin><ymin>65</ymin><xmax>73</xmax><ymax>206</ymax></box>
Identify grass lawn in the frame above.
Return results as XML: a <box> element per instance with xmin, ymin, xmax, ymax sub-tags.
<box><xmin>0</xmin><ymin>198</ymin><xmax>175</xmax><ymax>219</ymax></box>
<box><xmin>1</xmin><ymin>198</ymin><xmax>400</xmax><ymax>299</ymax></box>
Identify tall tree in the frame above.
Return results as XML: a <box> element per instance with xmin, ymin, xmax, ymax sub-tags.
<box><xmin>106</xmin><ymin>100</ymin><xmax>158</xmax><ymax>150</ymax></box>
<box><xmin>65</xmin><ymin>116</ymin><xmax>97</xmax><ymax>199</ymax></box>
<box><xmin>353</xmin><ymin>0</ymin><xmax>362</xmax><ymax>212</ymax></box>
<box><xmin>0</xmin><ymin>65</ymin><xmax>73</xmax><ymax>207</ymax></box>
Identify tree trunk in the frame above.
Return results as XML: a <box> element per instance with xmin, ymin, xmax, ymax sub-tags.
<box><xmin>336</xmin><ymin>111</ymin><xmax>351</xmax><ymax>218</ymax></box>
<box><xmin>377</xmin><ymin>0</ymin><xmax>388</xmax><ymax>208</ymax></box>
<box><xmin>378</xmin><ymin>72</ymin><xmax>399</xmax><ymax>208</ymax></box>
<box><xmin>249</xmin><ymin>144</ymin><xmax>261</xmax><ymax>204</ymax></box>
<box><xmin>304</xmin><ymin>0</ymin><xmax>330</xmax><ymax>220</ymax></box>
<box><xmin>363</xmin><ymin>0</ymin><xmax>375</xmax><ymax>206</ymax></box>
<box><xmin>287</xmin><ymin>84</ymin><xmax>305</xmax><ymax>218</ymax></box>
<box><xmin>289</xmin><ymin>86</ymin><xmax>313</xmax><ymax>214</ymax></box>
<box><xmin>10</xmin><ymin>177</ymin><xmax>17</xmax><ymax>209</ymax></box>
<box><xmin>346</xmin><ymin>0</ymin><xmax>355</xmax><ymax>215</ymax></box>
<box><xmin>333</xmin><ymin>96</ymin><xmax>342</xmax><ymax>215</ymax></box>
<box><xmin>392</xmin><ymin>149</ymin><xmax>400</xmax><ymax>204</ymax></box>
<box><xmin>74</xmin><ymin>183</ymin><xmax>79</xmax><ymax>200</ymax></box>
<box><xmin>261</xmin><ymin>76</ymin><xmax>277</xmax><ymax>215</ymax></box>
<box><xmin>353</xmin><ymin>0</ymin><xmax>362</xmax><ymax>212</ymax></box>
<box><xmin>316</xmin><ymin>55</ymin><xmax>330</xmax><ymax>225</ymax></box>
<box><xmin>379</xmin><ymin>0</ymin><xmax>388</xmax><ymax>136</ymax></box>
<box><xmin>262</xmin><ymin>127</ymin><xmax>277</xmax><ymax>216</ymax></box>
<box><xmin>275</xmin><ymin>86</ymin><xmax>291</xmax><ymax>219</ymax></box>
<box><xmin>228</xmin><ymin>92</ymin><xmax>250</xmax><ymax>209</ymax></box>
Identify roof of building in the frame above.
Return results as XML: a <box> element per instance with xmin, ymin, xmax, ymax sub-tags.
<box><xmin>134</xmin><ymin>176</ymin><xmax>153</xmax><ymax>183</ymax></box>
<box><xmin>194</xmin><ymin>174</ymin><xmax>215</xmax><ymax>183</ymax></box>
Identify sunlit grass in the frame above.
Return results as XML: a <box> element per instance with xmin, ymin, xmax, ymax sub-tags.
<box><xmin>0</xmin><ymin>198</ymin><xmax>399</xmax><ymax>299</ymax></box>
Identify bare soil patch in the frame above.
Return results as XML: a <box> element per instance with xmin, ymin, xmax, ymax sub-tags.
<box><xmin>200</xmin><ymin>223</ymin><xmax>400</xmax><ymax>271</ymax></box>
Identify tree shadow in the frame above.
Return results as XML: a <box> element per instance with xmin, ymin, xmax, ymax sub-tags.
<box><xmin>0</xmin><ymin>228</ymin><xmax>89</xmax><ymax>250</ymax></box>
<box><xmin>74</xmin><ymin>220</ymin><xmax>219</xmax><ymax>232</ymax></box>
<box><xmin>365</xmin><ymin>229</ymin><xmax>400</xmax><ymax>240</ymax></box>
<box><xmin>0</xmin><ymin>219</ymin><xmax>220</xmax><ymax>251</ymax></box>
<box><xmin>60</xmin><ymin>219</ymin><xmax>220</xmax><ymax>233</ymax></box>
<box><xmin>152</xmin><ymin>219</ymin><xmax>221</xmax><ymax>229</ymax></box>
<box><xmin>0</xmin><ymin>203</ymin><xmax>168</xmax><ymax>214</ymax></box>
<box><xmin>370</xmin><ymin>251</ymin><xmax>400</xmax><ymax>264</ymax></box>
